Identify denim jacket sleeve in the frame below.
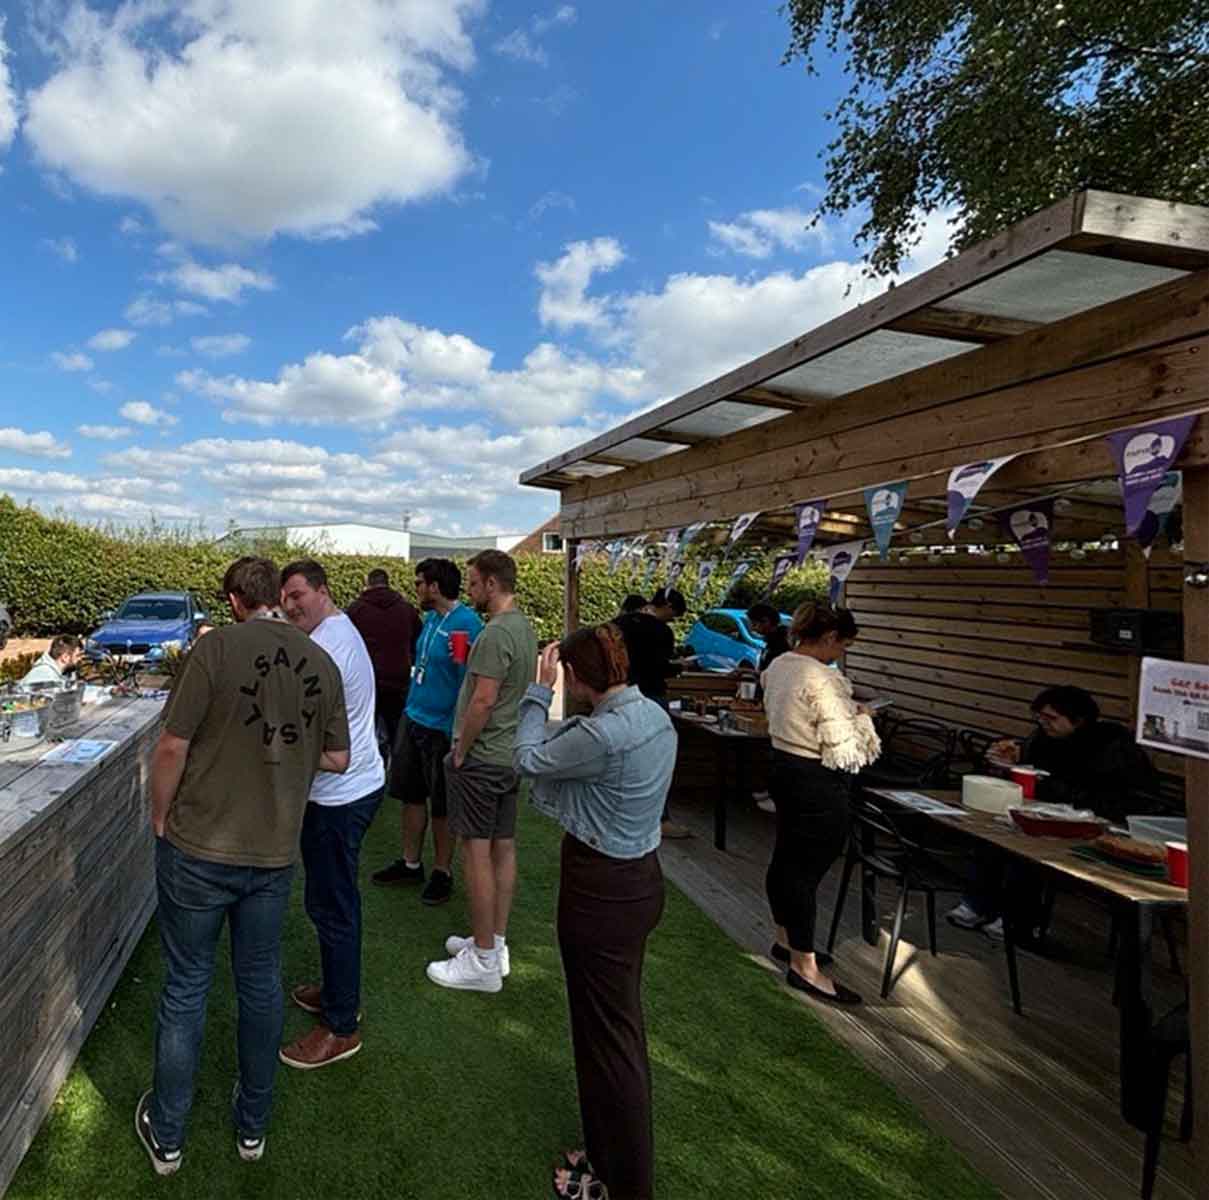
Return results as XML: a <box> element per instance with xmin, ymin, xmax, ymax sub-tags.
<box><xmin>513</xmin><ymin>683</ymin><xmax>612</xmax><ymax>782</ymax></box>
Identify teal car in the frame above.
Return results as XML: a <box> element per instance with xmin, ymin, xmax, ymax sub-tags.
<box><xmin>684</xmin><ymin>607</ymin><xmax>791</xmax><ymax>672</ymax></box>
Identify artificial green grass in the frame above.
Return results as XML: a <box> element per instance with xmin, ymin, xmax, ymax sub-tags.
<box><xmin>10</xmin><ymin>803</ymin><xmax>1000</xmax><ymax>1199</ymax></box>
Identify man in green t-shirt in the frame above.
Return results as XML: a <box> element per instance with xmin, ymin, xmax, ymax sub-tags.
<box><xmin>426</xmin><ymin>550</ymin><xmax>537</xmax><ymax>994</ymax></box>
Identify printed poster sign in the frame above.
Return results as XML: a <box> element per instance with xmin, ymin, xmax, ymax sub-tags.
<box><xmin>727</xmin><ymin>511</ymin><xmax>761</xmax><ymax>547</ymax></box>
<box><xmin>765</xmin><ymin>552</ymin><xmax>796</xmax><ymax>598</ymax></box>
<box><xmin>1137</xmin><ymin>657</ymin><xmax>1209</xmax><ymax>761</ymax></box>
<box><xmin>794</xmin><ymin>499</ymin><xmax>827</xmax><ymax>564</ymax></box>
<box><xmin>947</xmin><ymin>456</ymin><xmax>1015</xmax><ymax>539</ymax></box>
<box><xmin>1106</xmin><ymin>416</ymin><xmax>1197</xmax><ymax>534</ymax></box>
<box><xmin>864</xmin><ymin>481</ymin><xmax>908</xmax><ymax>560</ymax></box>
<box><xmin>693</xmin><ymin>559</ymin><xmax>717</xmax><ymax>602</ymax></box>
<box><xmin>818</xmin><ymin>540</ymin><xmax>864</xmax><ymax>604</ymax></box>
<box><xmin>1135</xmin><ymin>471</ymin><xmax>1182</xmax><ymax>556</ymax></box>
<box><xmin>722</xmin><ymin>560</ymin><xmax>753</xmax><ymax>600</ymax></box>
<box><xmin>998</xmin><ymin>498</ymin><xmax>1053</xmax><ymax>584</ymax></box>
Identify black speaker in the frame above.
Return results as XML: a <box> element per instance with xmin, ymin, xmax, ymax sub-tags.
<box><xmin>1089</xmin><ymin>608</ymin><xmax>1183</xmax><ymax>657</ymax></box>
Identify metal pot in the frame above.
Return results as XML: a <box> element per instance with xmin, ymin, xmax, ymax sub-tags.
<box><xmin>0</xmin><ymin>687</ymin><xmax>52</xmax><ymax>756</ymax></box>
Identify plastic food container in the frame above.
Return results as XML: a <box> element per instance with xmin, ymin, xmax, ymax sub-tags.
<box><xmin>962</xmin><ymin>775</ymin><xmax>1023</xmax><ymax>814</ymax></box>
<box><xmin>1009</xmin><ymin>806</ymin><xmax>1108</xmax><ymax>840</ymax></box>
<box><xmin>1126</xmin><ymin>815</ymin><xmax>1188</xmax><ymax>846</ymax></box>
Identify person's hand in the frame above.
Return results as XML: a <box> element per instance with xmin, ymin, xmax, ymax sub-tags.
<box><xmin>452</xmin><ymin>742</ymin><xmax>465</xmax><ymax>770</ymax></box>
<box><xmin>152</xmin><ymin>819</ymin><xmax>165</xmax><ymax>838</ymax></box>
<box><xmin>988</xmin><ymin>739</ymin><xmax>1021</xmax><ymax>765</ymax></box>
<box><xmin>537</xmin><ymin>642</ymin><xmax>560</xmax><ymax>688</ymax></box>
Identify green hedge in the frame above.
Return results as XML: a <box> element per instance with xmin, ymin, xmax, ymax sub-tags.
<box><xmin>0</xmin><ymin>495</ymin><xmax>827</xmax><ymax>641</ymax></box>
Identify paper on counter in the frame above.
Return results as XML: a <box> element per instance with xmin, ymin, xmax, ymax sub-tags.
<box><xmin>870</xmin><ymin>789</ymin><xmax>972</xmax><ymax>817</ymax></box>
<box><xmin>40</xmin><ymin>739</ymin><xmax>119</xmax><ymax>765</ymax></box>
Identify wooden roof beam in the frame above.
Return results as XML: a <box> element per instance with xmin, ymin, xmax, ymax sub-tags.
<box><xmin>887</xmin><ymin>307</ymin><xmax>1042</xmax><ymax>344</ymax></box>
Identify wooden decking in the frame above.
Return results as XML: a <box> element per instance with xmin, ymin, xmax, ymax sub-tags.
<box><xmin>658</xmin><ymin>794</ymin><xmax>1193</xmax><ymax>1200</ymax></box>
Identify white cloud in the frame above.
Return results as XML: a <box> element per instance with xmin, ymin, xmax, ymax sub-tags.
<box><xmin>120</xmin><ymin>400</ymin><xmax>178</xmax><ymax>427</ymax></box>
<box><xmin>533</xmin><ymin>6</ymin><xmax>577</xmax><ymax>34</ymax></box>
<box><xmin>125</xmin><ymin>293</ymin><xmax>209</xmax><ymax>327</ymax></box>
<box><xmin>43</xmin><ymin>236</ymin><xmax>80</xmax><ymax>263</ymax></box>
<box><xmin>535</xmin><ymin>237</ymin><xmax>625</xmax><ymax>332</ymax></box>
<box><xmin>118</xmin><ymin>214</ymin><xmax>146</xmax><ymax>236</ymax></box>
<box><xmin>0</xmin><ymin>427</ymin><xmax>72</xmax><ymax>458</ymax></box>
<box><xmin>0</xmin><ymin>17</ymin><xmax>16</xmax><ymax>153</ymax></box>
<box><xmin>494</xmin><ymin>30</ymin><xmax>546</xmax><ymax>66</ymax></box>
<box><xmin>529</xmin><ymin>190</ymin><xmax>575</xmax><ymax>221</ymax></box>
<box><xmin>77</xmin><ymin>423</ymin><xmax>132</xmax><ymax>440</ymax></box>
<box><xmin>23</xmin><ymin>0</ymin><xmax>481</xmax><ymax>244</ymax></box>
<box><xmin>191</xmin><ymin>333</ymin><xmax>251</xmax><ymax>358</ymax></box>
<box><xmin>158</xmin><ymin>261</ymin><xmax>275</xmax><ymax>303</ymax></box>
<box><xmin>87</xmin><ymin>327</ymin><xmax>137</xmax><ymax>351</ymax></box>
<box><xmin>101</xmin><ymin>446</ymin><xmax>196</xmax><ymax>477</ymax></box>
<box><xmin>0</xmin><ymin>467</ymin><xmax>192</xmax><ymax>519</ymax></box>
<box><xmin>707</xmin><ymin>207</ymin><xmax>830</xmax><ymax>259</ymax></box>
<box><xmin>51</xmin><ymin>350</ymin><xmax>94</xmax><ymax>372</ymax></box>
<box><xmin>353</xmin><ymin>318</ymin><xmax>493</xmax><ymax>383</ymax></box>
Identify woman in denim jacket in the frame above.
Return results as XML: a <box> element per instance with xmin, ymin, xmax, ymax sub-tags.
<box><xmin>514</xmin><ymin>623</ymin><xmax>676</xmax><ymax>1200</ymax></box>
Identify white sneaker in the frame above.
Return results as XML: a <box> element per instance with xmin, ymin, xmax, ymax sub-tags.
<box><xmin>756</xmin><ymin>796</ymin><xmax>776</xmax><ymax>814</ymax></box>
<box><xmin>445</xmin><ymin>933</ymin><xmax>510</xmax><ymax>978</ymax></box>
<box><xmin>983</xmin><ymin>917</ymin><xmax>1005</xmax><ymax>942</ymax></box>
<box><xmin>945</xmin><ymin>901</ymin><xmax>988</xmax><ymax>930</ymax></box>
<box><xmin>427</xmin><ymin>945</ymin><xmax>502</xmax><ymax>993</ymax></box>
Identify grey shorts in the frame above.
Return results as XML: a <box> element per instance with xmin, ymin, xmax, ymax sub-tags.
<box><xmin>390</xmin><ymin>717</ymin><xmax>451</xmax><ymax>818</ymax></box>
<box><xmin>445</xmin><ymin>755</ymin><xmax>519</xmax><ymax>840</ymax></box>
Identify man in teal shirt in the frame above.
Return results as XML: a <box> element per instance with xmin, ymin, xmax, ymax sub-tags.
<box><xmin>371</xmin><ymin>558</ymin><xmax>482</xmax><ymax>906</ymax></box>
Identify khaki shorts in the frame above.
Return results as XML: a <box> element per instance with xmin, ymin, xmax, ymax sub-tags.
<box><xmin>445</xmin><ymin>755</ymin><xmax>519</xmax><ymax>840</ymax></box>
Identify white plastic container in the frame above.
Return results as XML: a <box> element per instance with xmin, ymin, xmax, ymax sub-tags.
<box><xmin>962</xmin><ymin>774</ymin><xmax>1024</xmax><ymax>814</ymax></box>
<box><xmin>1126</xmin><ymin>815</ymin><xmax>1188</xmax><ymax>846</ymax></box>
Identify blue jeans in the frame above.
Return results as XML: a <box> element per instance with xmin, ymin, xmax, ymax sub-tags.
<box><xmin>300</xmin><ymin>789</ymin><xmax>383</xmax><ymax>1036</ymax></box>
<box><xmin>151</xmin><ymin>838</ymin><xmax>295</xmax><ymax>1149</ymax></box>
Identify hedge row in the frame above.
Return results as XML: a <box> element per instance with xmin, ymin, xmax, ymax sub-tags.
<box><xmin>0</xmin><ymin>496</ymin><xmax>827</xmax><ymax>641</ymax></box>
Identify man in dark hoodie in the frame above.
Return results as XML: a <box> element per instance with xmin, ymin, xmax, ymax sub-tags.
<box><xmin>346</xmin><ymin>569</ymin><xmax>422</xmax><ymax>752</ymax></box>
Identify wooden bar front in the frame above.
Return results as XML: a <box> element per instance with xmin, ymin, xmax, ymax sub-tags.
<box><xmin>0</xmin><ymin>696</ymin><xmax>164</xmax><ymax>1197</ymax></box>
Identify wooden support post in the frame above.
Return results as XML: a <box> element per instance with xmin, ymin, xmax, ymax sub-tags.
<box><xmin>564</xmin><ymin>536</ymin><xmax>581</xmax><ymax>637</ymax></box>
<box><xmin>1123</xmin><ymin>542</ymin><xmax>1150</xmax><ymax>726</ymax></box>
<box><xmin>1183</xmin><ymin>465</ymin><xmax>1209</xmax><ymax>1160</ymax></box>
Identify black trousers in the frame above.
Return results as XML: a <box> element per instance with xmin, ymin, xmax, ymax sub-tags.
<box><xmin>558</xmin><ymin>834</ymin><xmax>664</xmax><ymax>1200</ymax></box>
<box><xmin>765</xmin><ymin>750</ymin><xmax>851</xmax><ymax>953</ymax></box>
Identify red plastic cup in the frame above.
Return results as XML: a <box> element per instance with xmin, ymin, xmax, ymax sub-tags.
<box><xmin>1166</xmin><ymin>841</ymin><xmax>1189</xmax><ymax>888</ymax></box>
<box><xmin>1009</xmin><ymin>766</ymin><xmax>1043</xmax><ymax>800</ymax></box>
<box><xmin>449</xmin><ymin>630</ymin><xmax>470</xmax><ymax>665</ymax></box>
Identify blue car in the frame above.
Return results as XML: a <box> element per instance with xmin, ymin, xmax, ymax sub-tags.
<box><xmin>684</xmin><ymin>607</ymin><xmax>792</xmax><ymax>672</ymax></box>
<box><xmin>85</xmin><ymin>591</ymin><xmax>210</xmax><ymax>662</ymax></box>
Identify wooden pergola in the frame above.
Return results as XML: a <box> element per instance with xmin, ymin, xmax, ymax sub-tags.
<box><xmin>521</xmin><ymin>191</ymin><xmax>1209</xmax><ymax>1167</ymax></box>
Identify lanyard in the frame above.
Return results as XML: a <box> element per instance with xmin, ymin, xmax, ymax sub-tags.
<box><xmin>417</xmin><ymin>604</ymin><xmax>458</xmax><ymax>675</ymax></box>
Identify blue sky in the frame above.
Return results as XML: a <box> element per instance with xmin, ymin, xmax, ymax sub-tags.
<box><xmin>0</xmin><ymin>1</ymin><xmax>948</xmax><ymax>537</ymax></box>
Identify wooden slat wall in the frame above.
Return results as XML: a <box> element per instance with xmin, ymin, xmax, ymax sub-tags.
<box><xmin>843</xmin><ymin>547</ymin><xmax>1185</xmax><ymax>800</ymax></box>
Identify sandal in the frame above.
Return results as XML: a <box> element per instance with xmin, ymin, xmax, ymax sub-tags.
<box><xmin>552</xmin><ymin>1166</ymin><xmax>608</xmax><ymax>1199</ymax></box>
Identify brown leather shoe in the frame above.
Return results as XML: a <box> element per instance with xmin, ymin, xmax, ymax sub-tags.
<box><xmin>291</xmin><ymin>983</ymin><xmax>322</xmax><ymax>1014</ymax></box>
<box><xmin>279</xmin><ymin>1024</ymin><xmax>362</xmax><ymax>1070</ymax></box>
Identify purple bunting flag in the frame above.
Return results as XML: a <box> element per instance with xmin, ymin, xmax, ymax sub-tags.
<box><xmin>722</xmin><ymin>560</ymin><xmax>753</xmax><ymax>600</ymax></box>
<box><xmin>1106</xmin><ymin>416</ymin><xmax>1197</xmax><ymax>535</ymax></box>
<box><xmin>727</xmin><ymin>511</ymin><xmax>761</xmax><ymax>547</ymax></box>
<box><xmin>818</xmin><ymin>540</ymin><xmax>864</xmax><ymax>604</ymax></box>
<box><xmin>947</xmin><ymin>456</ymin><xmax>1015</xmax><ymax>539</ymax></box>
<box><xmin>693</xmin><ymin>559</ymin><xmax>717</xmax><ymax>601</ymax></box>
<box><xmin>766</xmin><ymin>552</ymin><xmax>795</xmax><ymax>598</ymax></box>
<box><xmin>794</xmin><ymin>499</ymin><xmax>827</xmax><ymax>564</ymax></box>
<box><xmin>1135</xmin><ymin>471</ymin><xmax>1182</xmax><ymax>557</ymax></box>
<box><xmin>998</xmin><ymin>499</ymin><xmax>1054</xmax><ymax>584</ymax></box>
<box><xmin>666</xmin><ymin>559</ymin><xmax>686</xmax><ymax>590</ymax></box>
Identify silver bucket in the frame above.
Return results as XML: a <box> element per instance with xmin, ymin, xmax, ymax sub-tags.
<box><xmin>0</xmin><ymin>688</ymin><xmax>52</xmax><ymax>756</ymax></box>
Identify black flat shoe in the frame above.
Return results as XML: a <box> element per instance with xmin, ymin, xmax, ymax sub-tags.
<box><xmin>770</xmin><ymin>943</ymin><xmax>833</xmax><ymax>968</ymax></box>
<box><xmin>786</xmin><ymin>969</ymin><xmax>862</xmax><ymax>1006</ymax></box>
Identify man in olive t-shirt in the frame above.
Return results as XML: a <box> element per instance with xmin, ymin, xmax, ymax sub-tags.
<box><xmin>427</xmin><ymin>550</ymin><xmax>537</xmax><ymax>995</ymax></box>
<box><xmin>137</xmin><ymin>558</ymin><xmax>350</xmax><ymax>1179</ymax></box>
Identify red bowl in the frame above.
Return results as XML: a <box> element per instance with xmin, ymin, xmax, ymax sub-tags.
<box><xmin>1009</xmin><ymin>808</ymin><xmax>1108</xmax><ymax>840</ymax></box>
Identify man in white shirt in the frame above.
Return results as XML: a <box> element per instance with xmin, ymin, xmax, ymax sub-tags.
<box><xmin>278</xmin><ymin>560</ymin><xmax>386</xmax><ymax>1069</ymax></box>
<box><xmin>21</xmin><ymin>635</ymin><xmax>83</xmax><ymax>685</ymax></box>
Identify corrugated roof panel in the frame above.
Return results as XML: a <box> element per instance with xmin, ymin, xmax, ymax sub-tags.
<box><xmin>660</xmin><ymin>400</ymin><xmax>787</xmax><ymax>439</ymax></box>
<box><xmin>607</xmin><ymin>437</ymin><xmax>687</xmax><ymax>463</ymax></box>
<box><xmin>935</xmin><ymin>250</ymin><xmax>1187</xmax><ymax>323</ymax></box>
<box><xmin>560</xmin><ymin>462</ymin><xmax>624</xmax><ymax>478</ymax></box>
<box><xmin>764</xmin><ymin>330</ymin><xmax>972</xmax><ymax>398</ymax></box>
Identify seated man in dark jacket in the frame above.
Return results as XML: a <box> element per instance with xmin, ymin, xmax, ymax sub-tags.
<box><xmin>950</xmin><ymin>685</ymin><xmax>1161</xmax><ymax>941</ymax></box>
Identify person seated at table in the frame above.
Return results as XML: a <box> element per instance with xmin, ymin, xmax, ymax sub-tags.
<box><xmin>514</xmin><ymin>623</ymin><xmax>675</xmax><ymax>1200</ymax></box>
<box><xmin>615</xmin><ymin>587</ymin><xmax>692</xmax><ymax>839</ymax></box>
<box><xmin>948</xmin><ymin>685</ymin><xmax>1162</xmax><ymax>940</ymax></box>
<box><xmin>986</xmin><ymin>685</ymin><xmax>1161</xmax><ymax>824</ymax></box>
<box><xmin>21</xmin><ymin>635</ymin><xmax>83</xmax><ymax>685</ymax></box>
<box><xmin>762</xmin><ymin>602</ymin><xmax>880</xmax><ymax>1005</ymax></box>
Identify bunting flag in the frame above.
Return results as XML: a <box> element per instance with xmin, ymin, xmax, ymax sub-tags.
<box><xmin>864</xmin><ymin>481</ymin><xmax>908</xmax><ymax>560</ymax></box>
<box><xmin>606</xmin><ymin>541</ymin><xmax>626</xmax><ymax>574</ymax></box>
<box><xmin>666</xmin><ymin>558</ymin><xmax>686</xmax><ymax>590</ymax></box>
<box><xmin>794</xmin><ymin>499</ymin><xmax>826</xmax><ymax>563</ymax></box>
<box><xmin>765</xmin><ymin>552</ymin><xmax>796</xmax><ymax>598</ymax></box>
<box><xmin>640</xmin><ymin>554</ymin><xmax>659</xmax><ymax>593</ymax></box>
<box><xmin>947</xmin><ymin>456</ymin><xmax>1015</xmax><ymax>538</ymax></box>
<box><xmin>662</xmin><ymin>528</ymin><xmax>682</xmax><ymax>561</ymax></box>
<box><xmin>624</xmin><ymin>534</ymin><xmax>647</xmax><ymax>561</ymax></box>
<box><xmin>998</xmin><ymin>499</ymin><xmax>1054</xmax><ymax>584</ymax></box>
<box><xmin>727</xmin><ymin>511</ymin><xmax>761</xmax><ymax>547</ymax></box>
<box><xmin>1105</xmin><ymin>416</ymin><xmax>1198</xmax><ymax>535</ymax></box>
<box><xmin>1135</xmin><ymin>471</ymin><xmax>1182</xmax><ymax>556</ymax></box>
<box><xmin>818</xmin><ymin>540</ymin><xmax>864</xmax><ymax>604</ymax></box>
<box><xmin>573</xmin><ymin>541</ymin><xmax>594</xmax><ymax>569</ymax></box>
<box><xmin>722</xmin><ymin>560</ymin><xmax>754</xmax><ymax>600</ymax></box>
<box><xmin>678</xmin><ymin>521</ymin><xmax>708</xmax><ymax>551</ymax></box>
<box><xmin>693</xmin><ymin>559</ymin><xmax>717</xmax><ymax>602</ymax></box>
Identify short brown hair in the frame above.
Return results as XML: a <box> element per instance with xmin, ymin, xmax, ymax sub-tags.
<box><xmin>222</xmin><ymin>556</ymin><xmax>279</xmax><ymax>611</ymax></box>
<box><xmin>559</xmin><ymin>623</ymin><xmax>630</xmax><ymax>692</ymax></box>
<box><xmin>50</xmin><ymin>634</ymin><xmax>81</xmax><ymax>659</ymax></box>
<box><xmin>789</xmin><ymin>601</ymin><xmax>858</xmax><ymax>644</ymax></box>
<box><xmin>467</xmin><ymin>549</ymin><xmax>517</xmax><ymax>594</ymax></box>
<box><xmin>280</xmin><ymin>559</ymin><xmax>329</xmax><ymax>592</ymax></box>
